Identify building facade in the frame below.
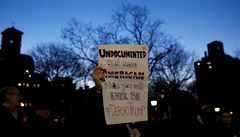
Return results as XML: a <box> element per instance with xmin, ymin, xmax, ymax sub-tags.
<box><xmin>194</xmin><ymin>41</ymin><xmax>240</xmax><ymax>112</ymax></box>
<box><xmin>0</xmin><ymin>26</ymin><xmax>75</xmax><ymax>118</ymax></box>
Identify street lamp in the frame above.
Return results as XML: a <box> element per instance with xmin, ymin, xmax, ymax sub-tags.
<box><xmin>150</xmin><ymin>100</ymin><xmax>158</xmax><ymax>107</ymax></box>
<box><xmin>214</xmin><ymin>107</ymin><xmax>220</xmax><ymax>112</ymax></box>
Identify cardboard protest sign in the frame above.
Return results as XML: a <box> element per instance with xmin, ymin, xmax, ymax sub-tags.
<box><xmin>98</xmin><ymin>44</ymin><xmax>148</xmax><ymax>125</ymax></box>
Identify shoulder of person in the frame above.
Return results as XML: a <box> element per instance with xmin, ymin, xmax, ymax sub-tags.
<box><xmin>0</xmin><ymin>104</ymin><xmax>9</xmax><ymax>114</ymax></box>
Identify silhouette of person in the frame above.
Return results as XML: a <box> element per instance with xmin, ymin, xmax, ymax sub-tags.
<box><xmin>28</xmin><ymin>102</ymin><xmax>62</xmax><ymax>137</ymax></box>
<box><xmin>215</xmin><ymin>110</ymin><xmax>236</xmax><ymax>137</ymax></box>
<box><xmin>64</xmin><ymin>66</ymin><xmax>131</xmax><ymax>137</ymax></box>
<box><xmin>0</xmin><ymin>86</ymin><xmax>29</xmax><ymax>136</ymax></box>
<box><xmin>163</xmin><ymin>90</ymin><xmax>203</xmax><ymax>137</ymax></box>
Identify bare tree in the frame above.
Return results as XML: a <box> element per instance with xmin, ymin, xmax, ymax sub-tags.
<box><xmin>61</xmin><ymin>2</ymin><xmax>196</xmax><ymax>91</ymax></box>
<box><xmin>29</xmin><ymin>42</ymin><xmax>87</xmax><ymax>86</ymax></box>
<box><xmin>62</xmin><ymin>3</ymin><xmax>172</xmax><ymax>78</ymax></box>
<box><xmin>234</xmin><ymin>47</ymin><xmax>240</xmax><ymax>58</ymax></box>
<box><xmin>151</xmin><ymin>43</ymin><xmax>196</xmax><ymax>93</ymax></box>
<box><xmin>99</xmin><ymin>3</ymin><xmax>174</xmax><ymax>78</ymax></box>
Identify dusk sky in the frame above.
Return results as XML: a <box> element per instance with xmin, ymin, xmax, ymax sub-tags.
<box><xmin>1</xmin><ymin>0</ymin><xmax>240</xmax><ymax>58</ymax></box>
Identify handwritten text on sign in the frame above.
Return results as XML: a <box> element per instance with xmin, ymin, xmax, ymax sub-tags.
<box><xmin>98</xmin><ymin>44</ymin><xmax>148</xmax><ymax>125</ymax></box>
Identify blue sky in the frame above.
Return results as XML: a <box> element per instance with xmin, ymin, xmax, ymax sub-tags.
<box><xmin>0</xmin><ymin>0</ymin><xmax>240</xmax><ymax>58</ymax></box>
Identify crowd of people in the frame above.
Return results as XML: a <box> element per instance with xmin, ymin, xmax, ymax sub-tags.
<box><xmin>1</xmin><ymin>66</ymin><xmax>240</xmax><ymax>137</ymax></box>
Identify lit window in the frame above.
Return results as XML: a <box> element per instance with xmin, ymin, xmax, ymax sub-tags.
<box><xmin>20</xmin><ymin>102</ymin><xmax>25</xmax><ymax>107</ymax></box>
<box><xmin>54</xmin><ymin>118</ymin><xmax>59</xmax><ymax>123</ymax></box>
<box><xmin>207</xmin><ymin>61</ymin><xmax>211</xmax><ymax>65</ymax></box>
<box><xmin>9</xmin><ymin>40</ymin><xmax>14</xmax><ymax>43</ymax></box>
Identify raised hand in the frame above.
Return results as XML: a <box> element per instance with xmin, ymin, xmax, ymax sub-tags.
<box><xmin>92</xmin><ymin>66</ymin><xmax>107</xmax><ymax>93</ymax></box>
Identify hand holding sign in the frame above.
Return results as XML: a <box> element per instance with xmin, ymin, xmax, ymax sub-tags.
<box><xmin>92</xmin><ymin>66</ymin><xmax>107</xmax><ymax>93</ymax></box>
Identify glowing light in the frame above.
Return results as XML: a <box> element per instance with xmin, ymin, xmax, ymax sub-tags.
<box><xmin>54</xmin><ymin>118</ymin><xmax>59</xmax><ymax>122</ymax></box>
<box><xmin>20</xmin><ymin>102</ymin><xmax>25</xmax><ymax>107</ymax></box>
<box><xmin>214</xmin><ymin>107</ymin><xmax>220</xmax><ymax>112</ymax></box>
<box><xmin>150</xmin><ymin>100</ymin><xmax>157</xmax><ymax>106</ymax></box>
<box><xmin>160</xmin><ymin>94</ymin><xmax>165</xmax><ymax>99</ymax></box>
